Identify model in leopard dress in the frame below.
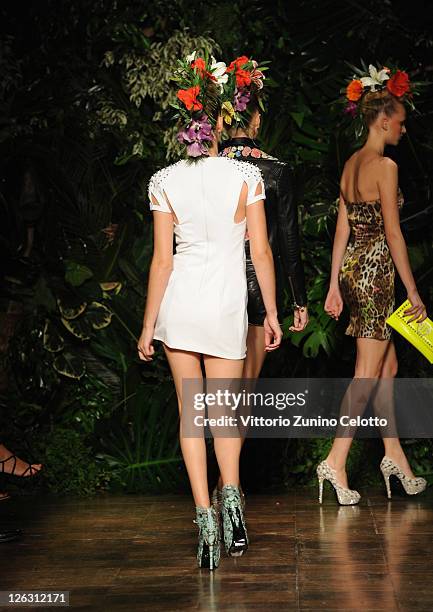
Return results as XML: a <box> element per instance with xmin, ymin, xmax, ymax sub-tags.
<box><xmin>339</xmin><ymin>189</ymin><xmax>404</xmax><ymax>340</ymax></box>
<box><xmin>321</xmin><ymin>75</ymin><xmax>428</xmax><ymax>505</ymax></box>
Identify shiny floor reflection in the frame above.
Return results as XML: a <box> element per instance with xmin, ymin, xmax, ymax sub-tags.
<box><xmin>1</xmin><ymin>489</ymin><xmax>432</xmax><ymax>610</ymax></box>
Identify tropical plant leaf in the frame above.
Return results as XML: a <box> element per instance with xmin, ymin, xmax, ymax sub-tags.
<box><xmin>53</xmin><ymin>351</ymin><xmax>86</xmax><ymax>379</ymax></box>
<box><xmin>86</xmin><ymin>301</ymin><xmax>113</xmax><ymax>330</ymax></box>
<box><xmin>99</xmin><ymin>282</ymin><xmax>122</xmax><ymax>294</ymax></box>
<box><xmin>96</xmin><ymin>382</ymin><xmax>184</xmax><ymax>492</ymax></box>
<box><xmin>43</xmin><ymin>320</ymin><xmax>65</xmax><ymax>353</ymax></box>
<box><xmin>290</xmin><ymin>112</ymin><xmax>305</xmax><ymax>128</ymax></box>
<box><xmin>65</xmin><ymin>260</ymin><xmax>94</xmax><ymax>287</ymax></box>
<box><xmin>61</xmin><ymin>316</ymin><xmax>92</xmax><ymax>340</ymax></box>
<box><xmin>57</xmin><ymin>297</ymin><xmax>87</xmax><ymax>320</ymax></box>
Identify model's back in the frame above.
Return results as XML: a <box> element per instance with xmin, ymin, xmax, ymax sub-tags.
<box><xmin>148</xmin><ymin>156</ymin><xmax>265</xmax><ymax>359</ymax></box>
<box><xmin>149</xmin><ymin>157</ymin><xmax>263</xmax><ymax>236</ymax></box>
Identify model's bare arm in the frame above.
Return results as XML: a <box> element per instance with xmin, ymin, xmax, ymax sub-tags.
<box><xmin>324</xmin><ymin>194</ymin><xmax>350</xmax><ymax>319</ymax></box>
<box><xmin>330</xmin><ymin>194</ymin><xmax>350</xmax><ymax>289</ymax></box>
<box><xmin>139</xmin><ymin>207</ymin><xmax>174</xmax><ymax>360</ymax></box>
<box><xmin>379</xmin><ymin>158</ymin><xmax>426</xmax><ymax>322</ymax></box>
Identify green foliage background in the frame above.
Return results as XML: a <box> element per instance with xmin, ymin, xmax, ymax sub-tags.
<box><xmin>1</xmin><ymin>0</ymin><xmax>432</xmax><ymax>495</ymax></box>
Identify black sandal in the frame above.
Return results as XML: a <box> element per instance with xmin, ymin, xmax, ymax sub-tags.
<box><xmin>0</xmin><ymin>454</ymin><xmax>42</xmax><ymax>478</ymax></box>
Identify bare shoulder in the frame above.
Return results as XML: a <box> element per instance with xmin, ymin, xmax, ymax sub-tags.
<box><xmin>344</xmin><ymin>151</ymin><xmax>360</xmax><ymax>169</ymax></box>
<box><xmin>346</xmin><ymin>151</ymin><xmax>359</xmax><ymax>164</ymax></box>
<box><xmin>341</xmin><ymin>152</ymin><xmax>358</xmax><ymax>178</ymax></box>
<box><xmin>377</xmin><ymin>156</ymin><xmax>398</xmax><ymax>179</ymax></box>
<box><xmin>340</xmin><ymin>154</ymin><xmax>356</xmax><ymax>190</ymax></box>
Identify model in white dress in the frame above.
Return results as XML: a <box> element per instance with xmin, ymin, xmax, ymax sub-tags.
<box><xmin>148</xmin><ymin>156</ymin><xmax>266</xmax><ymax>359</ymax></box>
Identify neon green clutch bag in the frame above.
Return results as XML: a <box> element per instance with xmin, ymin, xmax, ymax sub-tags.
<box><xmin>386</xmin><ymin>299</ymin><xmax>433</xmax><ymax>364</ymax></box>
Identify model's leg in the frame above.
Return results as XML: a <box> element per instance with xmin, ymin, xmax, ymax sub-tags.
<box><xmin>243</xmin><ymin>324</ymin><xmax>267</xmax><ymax>379</ymax></box>
<box><xmin>216</xmin><ymin>325</ymin><xmax>266</xmax><ymax>489</ymax></box>
<box><xmin>203</xmin><ymin>355</ymin><xmax>244</xmax><ymax>486</ymax></box>
<box><xmin>325</xmin><ymin>338</ymin><xmax>391</xmax><ymax>488</ymax></box>
<box><xmin>163</xmin><ymin>346</ymin><xmax>209</xmax><ymax>507</ymax></box>
<box><xmin>204</xmin><ymin>354</ymin><xmax>249</xmax><ymax>557</ymax></box>
<box><xmin>377</xmin><ymin>343</ymin><xmax>416</xmax><ymax>477</ymax></box>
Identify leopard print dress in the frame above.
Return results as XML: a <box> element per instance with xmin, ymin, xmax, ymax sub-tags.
<box><xmin>339</xmin><ymin>190</ymin><xmax>404</xmax><ymax>340</ymax></box>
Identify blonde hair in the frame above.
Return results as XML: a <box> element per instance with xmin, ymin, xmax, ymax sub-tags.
<box><xmin>359</xmin><ymin>90</ymin><xmax>403</xmax><ymax>127</ymax></box>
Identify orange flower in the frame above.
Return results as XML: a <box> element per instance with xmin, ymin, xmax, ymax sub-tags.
<box><xmin>177</xmin><ymin>86</ymin><xmax>203</xmax><ymax>111</ymax></box>
<box><xmin>386</xmin><ymin>70</ymin><xmax>410</xmax><ymax>97</ymax></box>
<box><xmin>191</xmin><ymin>58</ymin><xmax>206</xmax><ymax>75</ymax></box>
<box><xmin>191</xmin><ymin>58</ymin><xmax>217</xmax><ymax>82</ymax></box>
<box><xmin>235</xmin><ymin>69</ymin><xmax>251</xmax><ymax>88</ymax></box>
<box><xmin>226</xmin><ymin>55</ymin><xmax>249</xmax><ymax>73</ymax></box>
<box><xmin>346</xmin><ymin>79</ymin><xmax>364</xmax><ymax>102</ymax></box>
<box><xmin>226</xmin><ymin>56</ymin><xmax>252</xmax><ymax>87</ymax></box>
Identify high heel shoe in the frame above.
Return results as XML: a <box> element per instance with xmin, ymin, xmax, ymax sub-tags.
<box><xmin>211</xmin><ymin>484</ymin><xmax>245</xmax><ymax>513</ymax></box>
<box><xmin>316</xmin><ymin>460</ymin><xmax>361</xmax><ymax>506</ymax></box>
<box><xmin>221</xmin><ymin>485</ymin><xmax>248</xmax><ymax>557</ymax></box>
<box><xmin>0</xmin><ymin>455</ymin><xmax>42</xmax><ymax>478</ymax></box>
<box><xmin>211</xmin><ymin>486</ymin><xmax>222</xmax><ymax>513</ymax></box>
<box><xmin>380</xmin><ymin>456</ymin><xmax>427</xmax><ymax>499</ymax></box>
<box><xmin>195</xmin><ymin>506</ymin><xmax>220</xmax><ymax>570</ymax></box>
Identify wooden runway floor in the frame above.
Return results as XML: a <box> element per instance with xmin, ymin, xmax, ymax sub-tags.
<box><xmin>1</xmin><ymin>487</ymin><xmax>433</xmax><ymax>611</ymax></box>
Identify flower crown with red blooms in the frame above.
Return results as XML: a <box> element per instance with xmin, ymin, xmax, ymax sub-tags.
<box><xmin>172</xmin><ymin>52</ymin><xmax>228</xmax><ymax>158</ymax></box>
<box><xmin>343</xmin><ymin>62</ymin><xmax>413</xmax><ymax>119</ymax></box>
<box><xmin>221</xmin><ymin>56</ymin><xmax>268</xmax><ymax>128</ymax></box>
<box><xmin>172</xmin><ymin>52</ymin><xmax>268</xmax><ymax>157</ymax></box>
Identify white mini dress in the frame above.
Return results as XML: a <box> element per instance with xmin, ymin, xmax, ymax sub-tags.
<box><xmin>148</xmin><ymin>156</ymin><xmax>265</xmax><ymax>359</ymax></box>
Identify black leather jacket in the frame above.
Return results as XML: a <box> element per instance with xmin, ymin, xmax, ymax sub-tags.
<box><xmin>220</xmin><ymin>138</ymin><xmax>307</xmax><ymax>325</ymax></box>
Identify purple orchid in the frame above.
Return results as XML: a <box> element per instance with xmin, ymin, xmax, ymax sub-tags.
<box><xmin>344</xmin><ymin>101</ymin><xmax>358</xmax><ymax>118</ymax></box>
<box><xmin>177</xmin><ymin>114</ymin><xmax>213</xmax><ymax>157</ymax></box>
<box><xmin>234</xmin><ymin>88</ymin><xmax>251</xmax><ymax>112</ymax></box>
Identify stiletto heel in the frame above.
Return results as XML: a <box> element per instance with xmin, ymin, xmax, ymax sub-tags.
<box><xmin>316</xmin><ymin>460</ymin><xmax>361</xmax><ymax>506</ymax></box>
<box><xmin>221</xmin><ymin>485</ymin><xmax>248</xmax><ymax>557</ymax></box>
<box><xmin>318</xmin><ymin>476</ymin><xmax>324</xmax><ymax>504</ymax></box>
<box><xmin>384</xmin><ymin>474</ymin><xmax>391</xmax><ymax>499</ymax></box>
<box><xmin>195</xmin><ymin>506</ymin><xmax>220</xmax><ymax>570</ymax></box>
<box><xmin>208</xmin><ymin>543</ymin><xmax>214</xmax><ymax>571</ymax></box>
<box><xmin>380</xmin><ymin>456</ymin><xmax>427</xmax><ymax>499</ymax></box>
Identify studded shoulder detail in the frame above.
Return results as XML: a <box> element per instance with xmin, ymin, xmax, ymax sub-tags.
<box><xmin>225</xmin><ymin>158</ymin><xmax>264</xmax><ymax>184</ymax></box>
<box><xmin>148</xmin><ymin>160</ymin><xmax>184</xmax><ymax>196</ymax></box>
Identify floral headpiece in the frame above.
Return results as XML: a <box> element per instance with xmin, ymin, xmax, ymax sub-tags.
<box><xmin>343</xmin><ymin>62</ymin><xmax>413</xmax><ymax>119</ymax></box>
<box><xmin>172</xmin><ymin>52</ymin><xmax>227</xmax><ymax>157</ymax></box>
<box><xmin>221</xmin><ymin>56</ymin><xmax>268</xmax><ymax>128</ymax></box>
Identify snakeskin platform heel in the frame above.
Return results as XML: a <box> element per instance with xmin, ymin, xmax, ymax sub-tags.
<box><xmin>317</xmin><ymin>460</ymin><xmax>361</xmax><ymax>506</ymax></box>
<box><xmin>195</xmin><ymin>506</ymin><xmax>220</xmax><ymax>570</ymax></box>
<box><xmin>221</xmin><ymin>485</ymin><xmax>248</xmax><ymax>557</ymax></box>
<box><xmin>211</xmin><ymin>484</ymin><xmax>245</xmax><ymax>514</ymax></box>
<box><xmin>380</xmin><ymin>456</ymin><xmax>427</xmax><ymax>499</ymax></box>
<box><xmin>211</xmin><ymin>485</ymin><xmax>222</xmax><ymax>513</ymax></box>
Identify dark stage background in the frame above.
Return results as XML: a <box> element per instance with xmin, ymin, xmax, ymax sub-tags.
<box><xmin>1</xmin><ymin>0</ymin><xmax>432</xmax><ymax>496</ymax></box>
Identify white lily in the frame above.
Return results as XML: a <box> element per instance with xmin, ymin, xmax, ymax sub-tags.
<box><xmin>186</xmin><ymin>51</ymin><xmax>196</xmax><ymax>64</ymax></box>
<box><xmin>360</xmin><ymin>64</ymin><xmax>390</xmax><ymax>91</ymax></box>
<box><xmin>210</xmin><ymin>56</ymin><xmax>228</xmax><ymax>91</ymax></box>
